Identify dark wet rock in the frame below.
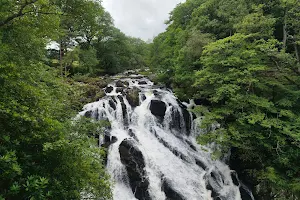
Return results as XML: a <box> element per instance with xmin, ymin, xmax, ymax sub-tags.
<box><xmin>231</xmin><ymin>171</ymin><xmax>240</xmax><ymax>186</ymax></box>
<box><xmin>94</xmin><ymin>108</ymin><xmax>99</xmax><ymax>119</ymax></box>
<box><xmin>124</xmin><ymin>70</ymin><xmax>137</xmax><ymax>76</ymax></box>
<box><xmin>195</xmin><ymin>159</ymin><xmax>207</xmax><ymax>170</ymax></box>
<box><xmin>117</xmin><ymin>96</ymin><xmax>129</xmax><ymax>126</ymax></box>
<box><xmin>229</xmin><ymin>147</ymin><xmax>257</xmax><ymax>196</ymax></box>
<box><xmin>182</xmin><ymin>109</ymin><xmax>191</xmax><ymax>135</ymax></box>
<box><xmin>153</xmin><ymin>84</ymin><xmax>165</xmax><ymax>90</ymax></box>
<box><xmin>109</xmin><ymin>99</ymin><xmax>116</xmax><ymax>110</ymax></box>
<box><xmin>162</xmin><ymin>180</ymin><xmax>185</xmax><ymax>200</ymax></box>
<box><xmin>140</xmin><ymin>94</ymin><xmax>146</xmax><ymax>101</ymax></box>
<box><xmin>111</xmin><ymin>136</ymin><xmax>118</xmax><ymax>143</ymax></box>
<box><xmin>185</xmin><ymin>140</ymin><xmax>197</xmax><ymax>151</ymax></box>
<box><xmin>116</xmin><ymin>87</ymin><xmax>126</xmax><ymax>95</ymax></box>
<box><xmin>105</xmin><ymin>86</ymin><xmax>114</xmax><ymax>93</ymax></box>
<box><xmin>84</xmin><ymin>110</ymin><xmax>92</xmax><ymax>118</ymax></box>
<box><xmin>206</xmin><ymin>180</ymin><xmax>219</xmax><ymax>199</ymax></box>
<box><xmin>124</xmin><ymin>81</ymin><xmax>129</xmax><ymax>87</ymax></box>
<box><xmin>192</xmin><ymin>112</ymin><xmax>197</xmax><ymax>120</ymax></box>
<box><xmin>119</xmin><ymin>139</ymin><xmax>151</xmax><ymax>200</ymax></box>
<box><xmin>138</xmin><ymin>80</ymin><xmax>147</xmax><ymax>85</ymax></box>
<box><xmin>150</xmin><ymin>100</ymin><xmax>166</xmax><ymax>119</ymax></box>
<box><xmin>102</xmin><ymin>135</ymin><xmax>118</xmax><ymax>148</ymax></box>
<box><xmin>170</xmin><ymin>108</ymin><xmax>181</xmax><ymax>131</ymax></box>
<box><xmin>205</xmin><ymin>171</ymin><xmax>224</xmax><ymax>199</ymax></box>
<box><xmin>240</xmin><ymin>185</ymin><xmax>254</xmax><ymax>200</ymax></box>
<box><xmin>168</xmin><ymin>106</ymin><xmax>192</xmax><ymax>136</ymax></box>
<box><xmin>177</xmin><ymin>99</ymin><xmax>187</xmax><ymax>109</ymax></box>
<box><xmin>153</xmin><ymin>90</ymin><xmax>160</xmax><ymax>97</ymax></box>
<box><xmin>127</xmin><ymin>87</ymin><xmax>140</xmax><ymax>107</ymax></box>
<box><xmin>116</xmin><ymin>80</ymin><xmax>129</xmax><ymax>87</ymax></box>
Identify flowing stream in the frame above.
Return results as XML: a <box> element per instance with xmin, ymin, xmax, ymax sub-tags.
<box><xmin>78</xmin><ymin>72</ymin><xmax>254</xmax><ymax>200</ymax></box>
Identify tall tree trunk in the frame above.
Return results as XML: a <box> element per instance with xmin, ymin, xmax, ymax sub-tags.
<box><xmin>283</xmin><ymin>9</ymin><xmax>288</xmax><ymax>50</ymax></box>
<box><xmin>60</xmin><ymin>41</ymin><xmax>63</xmax><ymax>77</ymax></box>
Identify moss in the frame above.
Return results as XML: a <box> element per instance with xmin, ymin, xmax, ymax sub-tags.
<box><xmin>68</xmin><ymin>75</ymin><xmax>111</xmax><ymax>110</ymax></box>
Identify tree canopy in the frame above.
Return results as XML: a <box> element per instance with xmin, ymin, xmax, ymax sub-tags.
<box><xmin>0</xmin><ymin>0</ymin><xmax>149</xmax><ymax>199</ymax></box>
<box><xmin>149</xmin><ymin>0</ymin><xmax>300</xmax><ymax>199</ymax></box>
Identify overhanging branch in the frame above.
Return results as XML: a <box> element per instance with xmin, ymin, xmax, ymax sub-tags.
<box><xmin>0</xmin><ymin>0</ymin><xmax>38</xmax><ymax>27</ymax></box>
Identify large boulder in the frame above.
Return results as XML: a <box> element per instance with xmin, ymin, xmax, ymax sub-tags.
<box><xmin>116</xmin><ymin>80</ymin><xmax>129</xmax><ymax>87</ymax></box>
<box><xmin>105</xmin><ymin>86</ymin><xmax>114</xmax><ymax>93</ymax></box>
<box><xmin>150</xmin><ymin>100</ymin><xmax>166</xmax><ymax>119</ymax></box>
<box><xmin>138</xmin><ymin>80</ymin><xmax>147</xmax><ymax>85</ymax></box>
<box><xmin>119</xmin><ymin>139</ymin><xmax>151</xmax><ymax>200</ymax></box>
<box><xmin>127</xmin><ymin>87</ymin><xmax>140</xmax><ymax>107</ymax></box>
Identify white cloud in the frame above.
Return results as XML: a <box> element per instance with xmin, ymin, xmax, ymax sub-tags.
<box><xmin>102</xmin><ymin>0</ymin><xmax>185</xmax><ymax>41</ymax></box>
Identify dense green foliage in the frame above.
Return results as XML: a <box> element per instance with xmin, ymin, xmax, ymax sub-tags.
<box><xmin>150</xmin><ymin>0</ymin><xmax>300</xmax><ymax>199</ymax></box>
<box><xmin>0</xmin><ymin>0</ymin><xmax>149</xmax><ymax>199</ymax></box>
<box><xmin>45</xmin><ymin>0</ymin><xmax>149</xmax><ymax>76</ymax></box>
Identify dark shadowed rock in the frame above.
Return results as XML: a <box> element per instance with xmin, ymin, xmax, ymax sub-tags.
<box><xmin>116</xmin><ymin>87</ymin><xmax>125</xmax><ymax>95</ymax></box>
<box><xmin>117</xmin><ymin>96</ymin><xmax>128</xmax><ymax>126</ymax></box>
<box><xmin>195</xmin><ymin>159</ymin><xmax>207</xmax><ymax>170</ymax></box>
<box><xmin>102</xmin><ymin>135</ymin><xmax>118</xmax><ymax>148</ymax></box>
<box><xmin>116</xmin><ymin>80</ymin><xmax>129</xmax><ymax>87</ymax></box>
<box><xmin>150</xmin><ymin>100</ymin><xmax>166</xmax><ymax>119</ymax></box>
<box><xmin>105</xmin><ymin>86</ymin><xmax>114</xmax><ymax>93</ymax></box>
<box><xmin>119</xmin><ymin>139</ymin><xmax>151</xmax><ymax>200</ymax></box>
<box><xmin>153</xmin><ymin>90</ymin><xmax>161</xmax><ymax>97</ymax></box>
<box><xmin>185</xmin><ymin>140</ymin><xmax>197</xmax><ymax>152</ymax></box>
<box><xmin>109</xmin><ymin>99</ymin><xmax>116</xmax><ymax>110</ymax></box>
<box><xmin>231</xmin><ymin>172</ymin><xmax>240</xmax><ymax>186</ymax></box>
<box><xmin>138</xmin><ymin>80</ymin><xmax>147</xmax><ymax>85</ymax></box>
<box><xmin>192</xmin><ymin>112</ymin><xmax>197</xmax><ymax>120</ymax></box>
<box><xmin>170</xmin><ymin>108</ymin><xmax>181</xmax><ymax>130</ymax></box>
<box><xmin>140</xmin><ymin>94</ymin><xmax>146</xmax><ymax>101</ymax></box>
<box><xmin>162</xmin><ymin>180</ymin><xmax>185</xmax><ymax>200</ymax></box>
<box><xmin>240</xmin><ymin>185</ymin><xmax>254</xmax><ymax>200</ymax></box>
<box><xmin>194</xmin><ymin>98</ymin><xmax>211</xmax><ymax>106</ymax></box>
<box><xmin>127</xmin><ymin>87</ymin><xmax>140</xmax><ymax>107</ymax></box>
<box><xmin>182</xmin><ymin>109</ymin><xmax>191</xmax><ymax>135</ymax></box>
<box><xmin>84</xmin><ymin>110</ymin><xmax>92</xmax><ymax>118</ymax></box>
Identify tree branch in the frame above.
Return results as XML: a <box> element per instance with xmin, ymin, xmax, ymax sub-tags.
<box><xmin>0</xmin><ymin>0</ymin><xmax>38</xmax><ymax>27</ymax></box>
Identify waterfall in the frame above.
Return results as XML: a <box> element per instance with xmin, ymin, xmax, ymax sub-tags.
<box><xmin>78</xmin><ymin>73</ymin><xmax>254</xmax><ymax>200</ymax></box>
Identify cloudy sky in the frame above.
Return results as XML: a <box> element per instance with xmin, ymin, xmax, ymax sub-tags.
<box><xmin>102</xmin><ymin>0</ymin><xmax>185</xmax><ymax>41</ymax></box>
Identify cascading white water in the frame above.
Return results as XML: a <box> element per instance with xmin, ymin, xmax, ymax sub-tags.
<box><xmin>78</xmin><ymin>73</ymin><xmax>254</xmax><ymax>200</ymax></box>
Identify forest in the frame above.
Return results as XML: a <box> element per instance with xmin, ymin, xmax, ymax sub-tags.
<box><xmin>150</xmin><ymin>0</ymin><xmax>300</xmax><ymax>199</ymax></box>
<box><xmin>0</xmin><ymin>0</ymin><xmax>299</xmax><ymax>199</ymax></box>
<box><xmin>0</xmin><ymin>0</ymin><xmax>148</xmax><ymax>199</ymax></box>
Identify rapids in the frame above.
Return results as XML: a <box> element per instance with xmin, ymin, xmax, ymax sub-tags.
<box><xmin>78</xmin><ymin>72</ymin><xmax>254</xmax><ymax>200</ymax></box>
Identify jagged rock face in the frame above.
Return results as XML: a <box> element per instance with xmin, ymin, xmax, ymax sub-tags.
<box><xmin>78</xmin><ymin>73</ymin><xmax>254</xmax><ymax>200</ymax></box>
<box><xmin>162</xmin><ymin>180</ymin><xmax>185</xmax><ymax>200</ymax></box>
<box><xmin>126</xmin><ymin>87</ymin><xmax>140</xmax><ymax>107</ymax></box>
<box><xmin>119</xmin><ymin>139</ymin><xmax>151</xmax><ymax>200</ymax></box>
<box><xmin>105</xmin><ymin>86</ymin><xmax>114</xmax><ymax>93</ymax></box>
<box><xmin>149</xmin><ymin>100</ymin><xmax>166</xmax><ymax>120</ymax></box>
<box><xmin>116</xmin><ymin>80</ymin><xmax>129</xmax><ymax>87</ymax></box>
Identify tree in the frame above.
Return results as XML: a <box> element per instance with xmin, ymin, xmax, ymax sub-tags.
<box><xmin>194</xmin><ymin>33</ymin><xmax>300</xmax><ymax>199</ymax></box>
<box><xmin>149</xmin><ymin>0</ymin><xmax>300</xmax><ymax>198</ymax></box>
<box><xmin>0</xmin><ymin>1</ymin><xmax>112</xmax><ymax>199</ymax></box>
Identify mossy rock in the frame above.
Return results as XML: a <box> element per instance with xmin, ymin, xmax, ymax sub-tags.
<box><xmin>127</xmin><ymin>87</ymin><xmax>140</xmax><ymax>107</ymax></box>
